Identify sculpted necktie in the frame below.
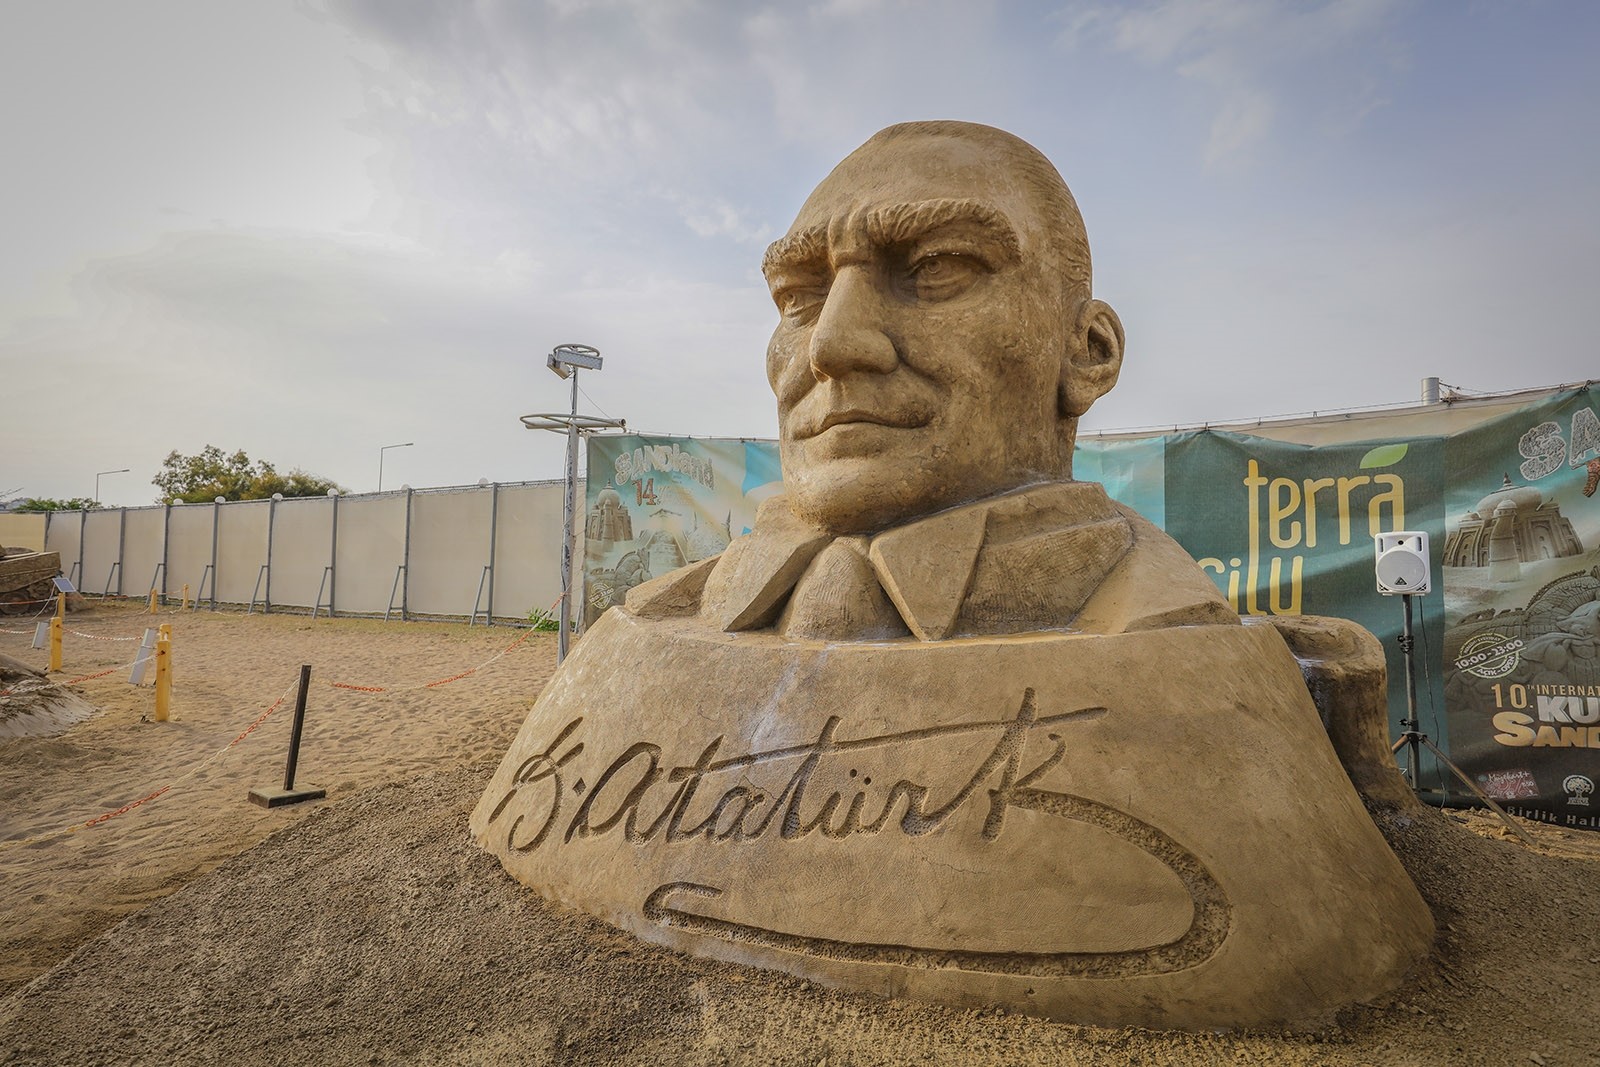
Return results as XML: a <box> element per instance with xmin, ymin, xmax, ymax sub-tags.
<box><xmin>778</xmin><ymin>536</ymin><xmax>909</xmax><ymax>641</ymax></box>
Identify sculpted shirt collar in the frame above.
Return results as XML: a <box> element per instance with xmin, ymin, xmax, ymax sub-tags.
<box><xmin>696</xmin><ymin>482</ymin><xmax>1138</xmax><ymax>641</ymax></box>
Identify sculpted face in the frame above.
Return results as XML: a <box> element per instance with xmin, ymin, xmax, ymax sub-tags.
<box><xmin>763</xmin><ymin>122</ymin><xmax>1124</xmax><ymax>534</ymax></box>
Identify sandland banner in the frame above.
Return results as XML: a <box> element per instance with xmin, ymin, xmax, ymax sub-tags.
<box><xmin>1438</xmin><ymin>387</ymin><xmax>1600</xmax><ymax>826</ymax></box>
<box><xmin>596</xmin><ymin>386</ymin><xmax>1600</xmax><ymax>820</ymax></box>
<box><xmin>582</xmin><ymin>435</ymin><xmax>782</xmax><ymax>628</ymax></box>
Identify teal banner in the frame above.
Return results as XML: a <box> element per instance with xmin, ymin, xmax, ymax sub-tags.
<box><xmin>1158</xmin><ymin>429</ymin><xmax>1448</xmax><ymax>769</ymax></box>
<box><xmin>588</xmin><ymin>385</ymin><xmax>1600</xmax><ymax>825</ymax></box>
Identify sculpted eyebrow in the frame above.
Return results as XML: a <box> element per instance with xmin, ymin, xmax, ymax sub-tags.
<box><xmin>865</xmin><ymin>199</ymin><xmax>1020</xmax><ymax>261</ymax></box>
<box><xmin>762</xmin><ymin>226</ymin><xmax>829</xmax><ymax>278</ymax></box>
<box><xmin>761</xmin><ymin>199</ymin><xmax>1020</xmax><ymax>279</ymax></box>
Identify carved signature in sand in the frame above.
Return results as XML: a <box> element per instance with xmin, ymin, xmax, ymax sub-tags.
<box><xmin>484</xmin><ymin>688</ymin><xmax>1231</xmax><ymax>976</ymax></box>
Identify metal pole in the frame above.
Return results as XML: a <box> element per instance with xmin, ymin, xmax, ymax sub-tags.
<box><xmin>160</xmin><ymin>503</ymin><xmax>171</xmax><ymax>601</ymax></box>
<box><xmin>558</xmin><ymin>371</ymin><xmax>580</xmax><ymax>662</ymax></box>
<box><xmin>284</xmin><ymin>664</ymin><xmax>312</xmax><ymax>790</ymax></box>
<box><xmin>265</xmin><ymin>496</ymin><xmax>277</xmax><ymax>613</ymax></box>
<box><xmin>328</xmin><ymin>493</ymin><xmax>339</xmax><ymax>618</ymax></box>
<box><xmin>78</xmin><ymin>509</ymin><xmax>86</xmax><ymax>592</ymax></box>
<box><xmin>209</xmin><ymin>499</ymin><xmax>220</xmax><ymax>610</ymax></box>
<box><xmin>116</xmin><ymin>507</ymin><xmax>127</xmax><ymax>596</ymax></box>
<box><xmin>402</xmin><ymin>487</ymin><xmax>413</xmax><ymax>621</ymax></box>
<box><xmin>1421</xmin><ymin>377</ymin><xmax>1442</xmax><ymax>404</ymax></box>
<box><xmin>1400</xmin><ymin>593</ymin><xmax>1421</xmax><ymax>789</ymax></box>
<box><xmin>486</xmin><ymin>482</ymin><xmax>499</xmax><ymax>625</ymax></box>
<box><xmin>379</xmin><ymin>442</ymin><xmax>413</xmax><ymax>493</ymax></box>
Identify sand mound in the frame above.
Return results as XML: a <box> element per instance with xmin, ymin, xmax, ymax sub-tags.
<box><xmin>2</xmin><ymin>603</ymin><xmax>1598</xmax><ymax>1065</ymax></box>
<box><xmin>0</xmin><ymin>653</ymin><xmax>96</xmax><ymax>740</ymax></box>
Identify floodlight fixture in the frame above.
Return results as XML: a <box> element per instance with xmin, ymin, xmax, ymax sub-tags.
<box><xmin>547</xmin><ymin>343</ymin><xmax>602</xmax><ymax>379</ymax></box>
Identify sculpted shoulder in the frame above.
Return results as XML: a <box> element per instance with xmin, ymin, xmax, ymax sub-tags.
<box><xmin>622</xmin><ymin>484</ymin><xmax>1236</xmax><ymax>639</ymax></box>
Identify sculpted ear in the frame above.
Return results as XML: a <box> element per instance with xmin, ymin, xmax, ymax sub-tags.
<box><xmin>1059</xmin><ymin>298</ymin><xmax>1124</xmax><ymax>418</ymax></box>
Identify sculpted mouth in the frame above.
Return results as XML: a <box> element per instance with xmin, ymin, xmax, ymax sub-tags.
<box><xmin>802</xmin><ymin>408</ymin><xmax>932</xmax><ymax>438</ymax></box>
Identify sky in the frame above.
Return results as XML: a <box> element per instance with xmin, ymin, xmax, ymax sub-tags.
<box><xmin>3</xmin><ymin>0</ymin><xmax>1597</xmax><ymax>508</ymax></box>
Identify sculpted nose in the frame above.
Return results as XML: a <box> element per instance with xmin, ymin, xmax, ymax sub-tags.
<box><xmin>808</xmin><ymin>266</ymin><xmax>898</xmax><ymax>380</ymax></box>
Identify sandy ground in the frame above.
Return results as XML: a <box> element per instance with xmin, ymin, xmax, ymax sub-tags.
<box><xmin>2</xmin><ymin>601</ymin><xmax>1599</xmax><ymax>1066</ymax></box>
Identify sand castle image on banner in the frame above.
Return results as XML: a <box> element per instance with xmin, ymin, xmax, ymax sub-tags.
<box><xmin>472</xmin><ymin>121</ymin><xmax>1434</xmax><ymax>1031</ymax></box>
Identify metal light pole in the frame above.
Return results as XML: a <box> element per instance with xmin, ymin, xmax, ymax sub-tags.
<box><xmin>379</xmin><ymin>442</ymin><xmax>414</xmax><ymax>492</ymax></box>
<box><xmin>522</xmin><ymin>343</ymin><xmax>622</xmax><ymax>664</ymax></box>
<box><xmin>94</xmin><ymin>468</ymin><xmax>130</xmax><ymax>504</ymax></box>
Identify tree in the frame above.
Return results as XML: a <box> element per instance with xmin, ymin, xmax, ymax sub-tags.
<box><xmin>12</xmin><ymin>497</ymin><xmax>102</xmax><ymax>512</ymax></box>
<box><xmin>152</xmin><ymin>446</ymin><xmax>344</xmax><ymax>503</ymax></box>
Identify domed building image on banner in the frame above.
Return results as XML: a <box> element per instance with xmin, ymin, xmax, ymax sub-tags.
<box><xmin>1444</xmin><ymin>474</ymin><xmax>1584</xmax><ymax>571</ymax></box>
<box><xmin>585</xmin><ymin>484</ymin><xmax>634</xmax><ymax>544</ymax></box>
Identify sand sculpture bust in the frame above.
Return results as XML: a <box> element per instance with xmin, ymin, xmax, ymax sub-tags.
<box><xmin>474</xmin><ymin>121</ymin><xmax>1434</xmax><ymax>1030</ymax></box>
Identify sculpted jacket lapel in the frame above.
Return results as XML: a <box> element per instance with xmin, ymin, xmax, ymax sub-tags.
<box><xmin>700</xmin><ymin>496</ymin><xmax>831</xmax><ymax>632</ymax></box>
<box><xmin>702</xmin><ymin>484</ymin><xmax>1137</xmax><ymax>642</ymax></box>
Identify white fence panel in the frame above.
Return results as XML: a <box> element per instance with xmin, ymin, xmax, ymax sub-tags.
<box><xmin>167</xmin><ymin>504</ymin><xmax>215</xmax><ymax>602</ymax></box>
<box><xmin>122</xmin><ymin>508</ymin><xmax>165</xmax><ymax>598</ymax></box>
<box><xmin>215</xmin><ymin>501</ymin><xmax>270</xmax><ymax>605</ymax></box>
<box><xmin>408</xmin><ymin>487</ymin><xmax>493</xmax><ymax>618</ymax></box>
<box><xmin>81</xmin><ymin>510</ymin><xmax>124</xmax><ymax>595</ymax></box>
<box><xmin>491</xmin><ymin>482</ymin><xmax>566</xmax><ymax>621</ymax></box>
<box><xmin>268</xmin><ymin>496</ymin><xmax>333</xmax><ymax>611</ymax></box>
<box><xmin>0</xmin><ymin>514</ymin><xmax>46</xmax><ymax>553</ymax></box>
<box><xmin>332</xmin><ymin>493</ymin><xmax>407</xmax><ymax>615</ymax></box>
<box><xmin>43</xmin><ymin>512</ymin><xmax>84</xmax><ymax>581</ymax></box>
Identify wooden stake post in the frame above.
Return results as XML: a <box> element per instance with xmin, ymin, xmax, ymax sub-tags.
<box><xmin>248</xmin><ymin>664</ymin><xmax>326</xmax><ymax>808</ymax></box>
<box><xmin>153</xmin><ymin>624</ymin><xmax>172</xmax><ymax>721</ymax></box>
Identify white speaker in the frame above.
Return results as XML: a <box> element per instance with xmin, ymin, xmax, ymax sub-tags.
<box><xmin>1374</xmin><ymin>531</ymin><xmax>1431</xmax><ymax>595</ymax></box>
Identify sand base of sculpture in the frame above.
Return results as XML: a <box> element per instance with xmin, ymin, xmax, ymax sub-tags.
<box><xmin>472</xmin><ymin>610</ymin><xmax>1433</xmax><ymax>1031</ymax></box>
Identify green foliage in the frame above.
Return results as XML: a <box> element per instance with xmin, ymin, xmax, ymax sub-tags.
<box><xmin>12</xmin><ymin>497</ymin><xmax>101</xmax><ymax>512</ymax></box>
<box><xmin>526</xmin><ymin>607</ymin><xmax>561</xmax><ymax>632</ymax></box>
<box><xmin>152</xmin><ymin>446</ymin><xmax>344</xmax><ymax>503</ymax></box>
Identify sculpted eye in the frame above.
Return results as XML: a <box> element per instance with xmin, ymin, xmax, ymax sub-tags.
<box><xmin>773</xmin><ymin>285</ymin><xmax>828</xmax><ymax>321</ymax></box>
<box><xmin>907</xmin><ymin>253</ymin><xmax>984</xmax><ymax>301</ymax></box>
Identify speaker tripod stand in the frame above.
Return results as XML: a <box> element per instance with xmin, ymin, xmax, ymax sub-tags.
<box><xmin>1390</xmin><ymin>591</ymin><xmax>1534</xmax><ymax>846</ymax></box>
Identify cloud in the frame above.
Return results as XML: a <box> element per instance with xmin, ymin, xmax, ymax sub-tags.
<box><xmin>1</xmin><ymin>223</ymin><xmax>778</xmax><ymax>501</ymax></box>
<box><xmin>1056</xmin><ymin>0</ymin><xmax>1404</xmax><ymax>165</ymax></box>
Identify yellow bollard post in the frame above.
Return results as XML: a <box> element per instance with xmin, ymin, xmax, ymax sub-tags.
<box><xmin>181</xmin><ymin>583</ymin><xmax>190</xmax><ymax>611</ymax></box>
<box><xmin>55</xmin><ymin>591</ymin><xmax>65</xmax><ymax>619</ymax></box>
<box><xmin>154</xmin><ymin>627</ymin><xmax>172</xmax><ymax>722</ymax></box>
<box><xmin>49</xmin><ymin>617</ymin><xmax>63</xmax><ymax>672</ymax></box>
<box><xmin>148</xmin><ymin>589</ymin><xmax>158</xmax><ymax>614</ymax></box>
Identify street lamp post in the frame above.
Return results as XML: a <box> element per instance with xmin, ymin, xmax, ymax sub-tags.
<box><xmin>94</xmin><ymin>468</ymin><xmax>130</xmax><ymax>504</ymax></box>
<box><xmin>523</xmin><ymin>343</ymin><xmax>621</xmax><ymax>663</ymax></box>
<box><xmin>378</xmin><ymin>442</ymin><xmax>414</xmax><ymax>493</ymax></box>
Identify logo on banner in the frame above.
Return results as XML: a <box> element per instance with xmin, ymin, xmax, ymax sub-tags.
<box><xmin>1516</xmin><ymin>407</ymin><xmax>1600</xmax><ymax>481</ymax></box>
<box><xmin>1196</xmin><ymin>449</ymin><xmax>1409</xmax><ymax>617</ymax></box>
<box><xmin>1454</xmin><ymin>632</ymin><xmax>1523</xmax><ymax>680</ymax></box>
<box><xmin>1564</xmin><ymin>774</ymin><xmax>1594</xmax><ymax>807</ymax></box>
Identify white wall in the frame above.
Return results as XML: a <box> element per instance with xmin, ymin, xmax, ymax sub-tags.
<box><xmin>43</xmin><ymin>481</ymin><xmax>566</xmax><ymax>621</ymax></box>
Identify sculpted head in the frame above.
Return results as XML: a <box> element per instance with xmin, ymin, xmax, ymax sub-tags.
<box><xmin>763</xmin><ymin>121</ymin><xmax>1124</xmax><ymax>535</ymax></box>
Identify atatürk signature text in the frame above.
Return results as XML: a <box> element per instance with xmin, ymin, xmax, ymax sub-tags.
<box><xmin>483</xmin><ymin>688</ymin><xmax>1104</xmax><ymax>853</ymax></box>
